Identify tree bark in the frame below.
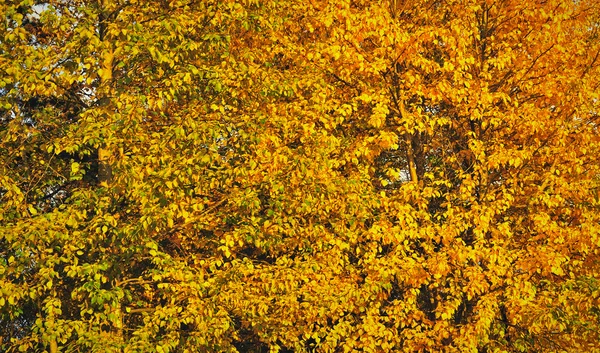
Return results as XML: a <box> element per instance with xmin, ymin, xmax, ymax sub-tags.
<box><xmin>406</xmin><ymin>134</ymin><xmax>419</xmax><ymax>183</ymax></box>
<box><xmin>98</xmin><ymin>147</ymin><xmax>112</xmax><ymax>184</ymax></box>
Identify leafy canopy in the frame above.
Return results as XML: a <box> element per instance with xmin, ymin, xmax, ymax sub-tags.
<box><xmin>1</xmin><ymin>0</ymin><xmax>600</xmax><ymax>352</ymax></box>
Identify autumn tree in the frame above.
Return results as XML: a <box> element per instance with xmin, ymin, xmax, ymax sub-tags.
<box><xmin>1</xmin><ymin>0</ymin><xmax>600</xmax><ymax>352</ymax></box>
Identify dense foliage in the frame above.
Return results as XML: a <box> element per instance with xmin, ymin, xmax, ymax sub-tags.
<box><xmin>1</xmin><ymin>0</ymin><xmax>600</xmax><ymax>352</ymax></box>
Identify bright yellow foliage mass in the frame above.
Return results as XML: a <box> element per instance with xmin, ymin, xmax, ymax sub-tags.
<box><xmin>1</xmin><ymin>0</ymin><xmax>600</xmax><ymax>352</ymax></box>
